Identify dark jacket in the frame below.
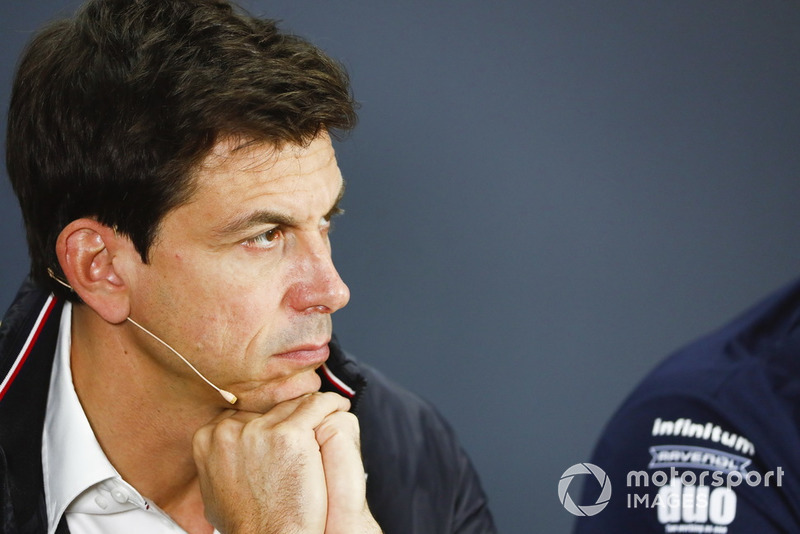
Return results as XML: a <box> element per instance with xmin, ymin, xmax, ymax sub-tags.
<box><xmin>0</xmin><ymin>279</ymin><xmax>496</xmax><ymax>534</ymax></box>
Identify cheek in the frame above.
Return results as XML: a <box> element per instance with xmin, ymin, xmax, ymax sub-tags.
<box><xmin>194</xmin><ymin>279</ymin><xmax>286</xmax><ymax>350</ymax></box>
<box><xmin>146</xmin><ymin>244</ymin><xmax>290</xmax><ymax>350</ymax></box>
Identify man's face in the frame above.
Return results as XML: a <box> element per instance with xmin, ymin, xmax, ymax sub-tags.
<box><xmin>126</xmin><ymin>133</ymin><xmax>350</xmax><ymax>412</ymax></box>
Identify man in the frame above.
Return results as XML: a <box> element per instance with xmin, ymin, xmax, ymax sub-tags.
<box><xmin>0</xmin><ymin>1</ymin><xmax>496</xmax><ymax>532</ymax></box>
<box><xmin>573</xmin><ymin>279</ymin><xmax>800</xmax><ymax>533</ymax></box>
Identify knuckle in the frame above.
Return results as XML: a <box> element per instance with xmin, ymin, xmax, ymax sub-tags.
<box><xmin>270</xmin><ymin>419</ymin><xmax>304</xmax><ymax>439</ymax></box>
<box><xmin>210</xmin><ymin>418</ymin><xmax>241</xmax><ymax>446</ymax></box>
<box><xmin>314</xmin><ymin>390</ymin><xmax>348</xmax><ymax>407</ymax></box>
<box><xmin>316</xmin><ymin>411</ymin><xmax>361</xmax><ymax>445</ymax></box>
<box><xmin>331</xmin><ymin>410</ymin><xmax>360</xmax><ymax>430</ymax></box>
<box><xmin>262</xmin><ymin>420</ymin><xmax>306</xmax><ymax>449</ymax></box>
<box><xmin>192</xmin><ymin>425</ymin><xmax>211</xmax><ymax>453</ymax></box>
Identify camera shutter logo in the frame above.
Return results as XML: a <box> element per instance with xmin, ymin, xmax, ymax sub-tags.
<box><xmin>558</xmin><ymin>463</ymin><xmax>612</xmax><ymax>516</ymax></box>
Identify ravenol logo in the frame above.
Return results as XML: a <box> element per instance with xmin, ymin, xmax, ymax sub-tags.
<box><xmin>558</xmin><ymin>463</ymin><xmax>612</xmax><ymax>516</ymax></box>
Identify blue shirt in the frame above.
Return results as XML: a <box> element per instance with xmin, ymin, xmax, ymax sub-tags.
<box><xmin>574</xmin><ymin>278</ymin><xmax>800</xmax><ymax>533</ymax></box>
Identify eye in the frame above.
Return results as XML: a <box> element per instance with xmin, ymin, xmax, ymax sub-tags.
<box><xmin>242</xmin><ymin>227</ymin><xmax>283</xmax><ymax>250</ymax></box>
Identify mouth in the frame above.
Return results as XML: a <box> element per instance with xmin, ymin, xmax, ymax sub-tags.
<box><xmin>272</xmin><ymin>341</ymin><xmax>330</xmax><ymax>367</ymax></box>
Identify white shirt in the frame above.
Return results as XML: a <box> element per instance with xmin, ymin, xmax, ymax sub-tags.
<box><xmin>42</xmin><ymin>302</ymin><xmax>220</xmax><ymax>534</ymax></box>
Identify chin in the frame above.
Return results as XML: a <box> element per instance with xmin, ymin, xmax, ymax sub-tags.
<box><xmin>240</xmin><ymin>370</ymin><xmax>323</xmax><ymax>413</ymax></box>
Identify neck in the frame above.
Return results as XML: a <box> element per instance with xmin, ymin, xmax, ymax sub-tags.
<box><xmin>69</xmin><ymin>304</ymin><xmax>222</xmax><ymax>530</ymax></box>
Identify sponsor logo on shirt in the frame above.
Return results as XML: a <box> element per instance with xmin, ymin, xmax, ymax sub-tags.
<box><xmin>655</xmin><ymin>478</ymin><xmax>737</xmax><ymax>532</ymax></box>
<box><xmin>648</xmin><ymin>445</ymin><xmax>752</xmax><ymax>473</ymax></box>
<box><xmin>651</xmin><ymin>418</ymin><xmax>755</xmax><ymax>456</ymax></box>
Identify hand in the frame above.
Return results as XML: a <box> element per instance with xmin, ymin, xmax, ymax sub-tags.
<box><xmin>315</xmin><ymin>408</ymin><xmax>382</xmax><ymax>534</ymax></box>
<box><xmin>192</xmin><ymin>392</ymin><xmax>381</xmax><ymax>534</ymax></box>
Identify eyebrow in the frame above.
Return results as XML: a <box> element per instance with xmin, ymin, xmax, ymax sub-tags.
<box><xmin>213</xmin><ymin>181</ymin><xmax>346</xmax><ymax>239</ymax></box>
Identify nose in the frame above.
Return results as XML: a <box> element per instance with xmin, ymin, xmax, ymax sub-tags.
<box><xmin>285</xmin><ymin>235</ymin><xmax>350</xmax><ymax>314</ymax></box>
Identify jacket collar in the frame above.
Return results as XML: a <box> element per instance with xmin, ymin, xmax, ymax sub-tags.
<box><xmin>0</xmin><ymin>279</ymin><xmax>62</xmax><ymax>533</ymax></box>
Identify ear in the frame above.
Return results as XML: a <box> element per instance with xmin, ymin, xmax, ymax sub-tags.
<box><xmin>56</xmin><ymin>219</ymin><xmax>133</xmax><ymax>324</ymax></box>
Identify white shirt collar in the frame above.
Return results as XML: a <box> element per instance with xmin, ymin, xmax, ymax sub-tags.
<box><xmin>41</xmin><ymin>303</ymin><xmax>222</xmax><ymax>534</ymax></box>
<box><xmin>41</xmin><ymin>302</ymin><xmax>137</xmax><ymax>533</ymax></box>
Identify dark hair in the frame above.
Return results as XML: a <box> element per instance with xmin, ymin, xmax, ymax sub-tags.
<box><xmin>6</xmin><ymin>0</ymin><xmax>357</xmax><ymax>301</ymax></box>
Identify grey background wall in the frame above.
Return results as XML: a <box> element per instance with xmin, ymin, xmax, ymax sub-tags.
<box><xmin>2</xmin><ymin>1</ymin><xmax>800</xmax><ymax>532</ymax></box>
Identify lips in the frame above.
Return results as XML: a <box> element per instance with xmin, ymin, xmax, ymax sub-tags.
<box><xmin>273</xmin><ymin>342</ymin><xmax>330</xmax><ymax>367</ymax></box>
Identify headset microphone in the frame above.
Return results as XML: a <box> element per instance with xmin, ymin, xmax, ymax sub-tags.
<box><xmin>47</xmin><ymin>267</ymin><xmax>237</xmax><ymax>404</ymax></box>
<box><xmin>126</xmin><ymin>317</ymin><xmax>238</xmax><ymax>404</ymax></box>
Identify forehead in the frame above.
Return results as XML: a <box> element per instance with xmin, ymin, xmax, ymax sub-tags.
<box><xmin>157</xmin><ymin>134</ymin><xmax>343</xmax><ymax>243</ymax></box>
<box><xmin>195</xmin><ymin>134</ymin><xmax>339</xmax><ymax>191</ymax></box>
<box><xmin>183</xmin><ymin>133</ymin><xmax>342</xmax><ymax>212</ymax></box>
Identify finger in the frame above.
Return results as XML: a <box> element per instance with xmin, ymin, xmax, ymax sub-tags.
<box><xmin>206</xmin><ymin>408</ymin><xmax>240</xmax><ymax>424</ymax></box>
<box><xmin>278</xmin><ymin>391</ymin><xmax>351</xmax><ymax>430</ymax></box>
<box><xmin>193</xmin><ymin>408</ymin><xmax>255</xmax><ymax>454</ymax></box>
<box><xmin>245</xmin><ymin>392</ymin><xmax>318</xmax><ymax>424</ymax></box>
<box><xmin>226</xmin><ymin>391</ymin><xmax>345</xmax><ymax>430</ymax></box>
<box><xmin>194</xmin><ymin>393</ymin><xmax>347</xmax><ymax>462</ymax></box>
<box><xmin>193</xmin><ymin>416</ymin><xmax>246</xmax><ymax>464</ymax></box>
<box><xmin>228</xmin><ymin>392</ymin><xmax>350</xmax><ymax>462</ymax></box>
<box><xmin>316</xmin><ymin>411</ymin><xmax>370</xmax><ymax>519</ymax></box>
